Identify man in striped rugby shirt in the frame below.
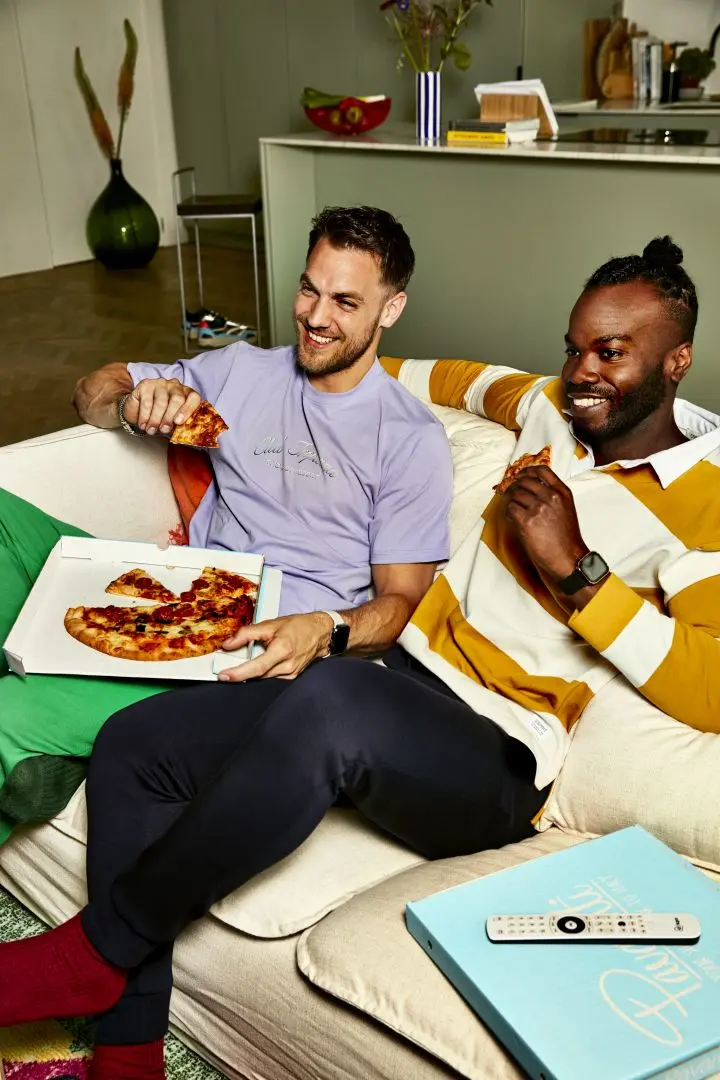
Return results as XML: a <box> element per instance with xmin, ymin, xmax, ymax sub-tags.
<box><xmin>3</xmin><ymin>236</ymin><xmax>719</xmax><ymax>1077</ymax></box>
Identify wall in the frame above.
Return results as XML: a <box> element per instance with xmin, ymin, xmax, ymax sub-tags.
<box><xmin>163</xmin><ymin>0</ymin><xmax>607</xmax><ymax>197</ymax></box>
<box><xmin>263</xmin><ymin>143</ymin><xmax>720</xmax><ymax>411</ymax></box>
<box><xmin>1</xmin><ymin>0</ymin><xmax>178</xmax><ymax>274</ymax></box>
<box><xmin>524</xmin><ymin>0</ymin><xmax>616</xmax><ymax>101</ymax></box>
<box><xmin>0</xmin><ymin>0</ymin><xmax>52</xmax><ymax>277</ymax></box>
<box><xmin>624</xmin><ymin>0</ymin><xmax>720</xmax><ymax>92</ymax></box>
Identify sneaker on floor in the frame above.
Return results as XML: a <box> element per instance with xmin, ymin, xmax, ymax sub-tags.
<box><xmin>197</xmin><ymin>320</ymin><xmax>257</xmax><ymax>348</ymax></box>
<box><xmin>184</xmin><ymin>309</ymin><xmax>257</xmax><ymax>347</ymax></box>
<box><xmin>183</xmin><ymin>307</ymin><xmax>224</xmax><ymax>340</ymax></box>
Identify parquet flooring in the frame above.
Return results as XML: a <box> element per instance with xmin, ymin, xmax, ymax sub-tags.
<box><xmin>0</xmin><ymin>245</ymin><xmax>267</xmax><ymax>447</ymax></box>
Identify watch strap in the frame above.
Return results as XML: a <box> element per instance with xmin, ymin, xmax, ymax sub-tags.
<box><xmin>557</xmin><ymin>568</ymin><xmax>589</xmax><ymax>596</ymax></box>
<box><xmin>323</xmin><ymin>611</ymin><xmax>344</xmax><ymax>630</ymax></box>
<box><xmin>321</xmin><ymin>610</ymin><xmax>349</xmax><ymax>657</ymax></box>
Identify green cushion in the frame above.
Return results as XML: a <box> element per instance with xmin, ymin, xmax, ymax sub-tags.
<box><xmin>0</xmin><ymin>671</ymin><xmax>171</xmax><ymax>841</ymax></box>
<box><xmin>0</xmin><ymin>488</ymin><xmax>175</xmax><ymax>838</ymax></box>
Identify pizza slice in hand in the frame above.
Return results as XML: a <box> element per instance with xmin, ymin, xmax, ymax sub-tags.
<box><xmin>494</xmin><ymin>445</ymin><xmax>552</xmax><ymax>495</ymax></box>
<box><xmin>170</xmin><ymin>401</ymin><xmax>229</xmax><ymax>449</ymax></box>
<box><xmin>105</xmin><ymin>569</ymin><xmax>178</xmax><ymax>603</ymax></box>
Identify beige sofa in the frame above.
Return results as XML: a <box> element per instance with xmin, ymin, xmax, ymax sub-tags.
<box><xmin>2</xmin><ymin>401</ymin><xmax>720</xmax><ymax>1080</ymax></box>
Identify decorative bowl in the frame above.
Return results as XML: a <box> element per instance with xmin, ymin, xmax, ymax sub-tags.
<box><xmin>301</xmin><ymin>88</ymin><xmax>391</xmax><ymax>135</ymax></box>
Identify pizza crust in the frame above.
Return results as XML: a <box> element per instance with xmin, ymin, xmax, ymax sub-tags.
<box><xmin>63</xmin><ymin>608</ymin><xmax>144</xmax><ymax>660</ymax></box>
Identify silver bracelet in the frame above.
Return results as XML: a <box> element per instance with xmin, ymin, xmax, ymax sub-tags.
<box><xmin>116</xmin><ymin>392</ymin><xmax>145</xmax><ymax>437</ymax></box>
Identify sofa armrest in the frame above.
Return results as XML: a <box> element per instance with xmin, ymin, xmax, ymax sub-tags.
<box><xmin>1</xmin><ymin>425</ymin><xmax>180</xmax><ymax>541</ymax></box>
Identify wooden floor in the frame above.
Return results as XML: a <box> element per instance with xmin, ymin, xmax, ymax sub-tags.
<box><xmin>0</xmin><ymin>245</ymin><xmax>267</xmax><ymax>447</ymax></box>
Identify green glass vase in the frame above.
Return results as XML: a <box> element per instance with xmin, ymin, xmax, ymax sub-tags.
<box><xmin>86</xmin><ymin>159</ymin><xmax>160</xmax><ymax>269</ymax></box>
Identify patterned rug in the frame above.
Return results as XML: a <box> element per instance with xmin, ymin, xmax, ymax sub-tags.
<box><xmin>0</xmin><ymin>887</ymin><xmax>223</xmax><ymax>1080</ymax></box>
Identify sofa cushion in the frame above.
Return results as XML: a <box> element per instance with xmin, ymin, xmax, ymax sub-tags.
<box><xmin>298</xmin><ymin>829</ymin><xmax>720</xmax><ymax>1080</ymax></box>
<box><xmin>44</xmin><ymin>783</ymin><xmax>425</xmax><ymax>937</ymax></box>
<box><xmin>539</xmin><ymin>675</ymin><xmax>720</xmax><ymax>872</ymax></box>
<box><xmin>298</xmin><ymin>831</ymin><xmax>579</xmax><ymax>1080</ymax></box>
<box><xmin>428</xmin><ymin>405</ymin><xmax>515</xmax><ymax>554</ymax></box>
<box><xmin>1</xmin><ymin>425</ymin><xmax>179</xmax><ymax>542</ymax></box>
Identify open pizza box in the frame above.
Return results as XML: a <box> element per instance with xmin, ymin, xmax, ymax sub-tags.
<box><xmin>3</xmin><ymin>537</ymin><xmax>282</xmax><ymax>682</ymax></box>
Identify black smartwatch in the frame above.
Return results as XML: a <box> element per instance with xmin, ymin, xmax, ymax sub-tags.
<box><xmin>558</xmin><ymin>551</ymin><xmax>610</xmax><ymax>596</ymax></box>
<box><xmin>322</xmin><ymin>611</ymin><xmax>350</xmax><ymax>656</ymax></box>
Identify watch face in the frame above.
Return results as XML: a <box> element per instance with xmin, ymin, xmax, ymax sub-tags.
<box><xmin>579</xmin><ymin>551</ymin><xmax>609</xmax><ymax>584</ymax></box>
<box><xmin>330</xmin><ymin>623</ymin><xmax>350</xmax><ymax>655</ymax></box>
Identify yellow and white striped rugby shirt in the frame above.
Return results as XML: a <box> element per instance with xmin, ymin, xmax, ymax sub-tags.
<box><xmin>381</xmin><ymin>356</ymin><xmax>720</xmax><ymax>790</ymax></box>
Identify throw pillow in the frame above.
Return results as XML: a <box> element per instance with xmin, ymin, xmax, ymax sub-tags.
<box><xmin>49</xmin><ymin>785</ymin><xmax>426</xmax><ymax>938</ymax></box>
<box><xmin>539</xmin><ymin>675</ymin><xmax>720</xmax><ymax>871</ymax></box>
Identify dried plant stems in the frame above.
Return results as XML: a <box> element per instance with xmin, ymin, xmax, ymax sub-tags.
<box><xmin>74</xmin><ymin>18</ymin><xmax>138</xmax><ymax>162</ymax></box>
<box><xmin>116</xmin><ymin>19</ymin><xmax>138</xmax><ymax>160</ymax></box>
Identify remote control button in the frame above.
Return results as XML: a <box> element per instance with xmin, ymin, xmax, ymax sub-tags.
<box><xmin>556</xmin><ymin>916</ymin><xmax>586</xmax><ymax>934</ymax></box>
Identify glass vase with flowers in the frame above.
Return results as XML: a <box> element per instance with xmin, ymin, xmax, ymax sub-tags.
<box><xmin>380</xmin><ymin>0</ymin><xmax>493</xmax><ymax>141</ymax></box>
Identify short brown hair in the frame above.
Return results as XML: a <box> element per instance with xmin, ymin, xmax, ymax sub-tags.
<box><xmin>307</xmin><ymin>206</ymin><xmax>415</xmax><ymax>293</ymax></box>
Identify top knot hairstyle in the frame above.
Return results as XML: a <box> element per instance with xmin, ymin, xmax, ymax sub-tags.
<box><xmin>583</xmin><ymin>235</ymin><xmax>698</xmax><ymax>343</ymax></box>
<box><xmin>307</xmin><ymin>206</ymin><xmax>415</xmax><ymax>295</ymax></box>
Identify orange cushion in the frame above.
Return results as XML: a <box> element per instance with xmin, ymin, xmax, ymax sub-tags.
<box><xmin>167</xmin><ymin>443</ymin><xmax>214</xmax><ymax>537</ymax></box>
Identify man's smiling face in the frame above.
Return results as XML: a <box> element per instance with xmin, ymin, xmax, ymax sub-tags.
<box><xmin>562</xmin><ymin>281</ymin><xmax>689</xmax><ymax>443</ymax></box>
<box><xmin>294</xmin><ymin>237</ymin><xmax>398</xmax><ymax>378</ymax></box>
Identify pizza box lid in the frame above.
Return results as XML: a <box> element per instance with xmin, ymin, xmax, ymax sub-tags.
<box><xmin>3</xmin><ymin>536</ymin><xmax>282</xmax><ymax>682</ymax></box>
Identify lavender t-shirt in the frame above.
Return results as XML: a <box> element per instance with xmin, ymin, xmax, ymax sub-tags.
<box><xmin>129</xmin><ymin>343</ymin><xmax>453</xmax><ymax>615</ymax></box>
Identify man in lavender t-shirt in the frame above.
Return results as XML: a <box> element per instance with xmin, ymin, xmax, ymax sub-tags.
<box><xmin>74</xmin><ymin>206</ymin><xmax>453</xmax><ymax>682</ymax></box>
<box><xmin>0</xmin><ymin>208</ymin><xmax>456</xmax><ymax>1057</ymax></box>
<box><xmin>126</xmin><ymin>340</ymin><xmax>449</xmax><ymax>618</ymax></box>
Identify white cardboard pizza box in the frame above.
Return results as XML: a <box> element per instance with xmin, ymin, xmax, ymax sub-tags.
<box><xmin>3</xmin><ymin>536</ymin><xmax>282</xmax><ymax>682</ymax></box>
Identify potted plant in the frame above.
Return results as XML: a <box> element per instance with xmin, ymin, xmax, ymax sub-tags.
<box><xmin>676</xmin><ymin>46</ymin><xmax>716</xmax><ymax>100</ymax></box>
<box><xmin>380</xmin><ymin>0</ymin><xmax>493</xmax><ymax>141</ymax></box>
<box><xmin>75</xmin><ymin>19</ymin><xmax>160</xmax><ymax>269</ymax></box>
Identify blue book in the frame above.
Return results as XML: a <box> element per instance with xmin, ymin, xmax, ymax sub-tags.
<box><xmin>406</xmin><ymin>827</ymin><xmax>720</xmax><ymax>1080</ymax></box>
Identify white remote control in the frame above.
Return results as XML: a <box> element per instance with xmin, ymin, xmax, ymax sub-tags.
<box><xmin>486</xmin><ymin>912</ymin><xmax>701</xmax><ymax>945</ymax></box>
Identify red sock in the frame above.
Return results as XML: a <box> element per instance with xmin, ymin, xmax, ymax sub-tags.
<box><xmin>0</xmin><ymin>912</ymin><xmax>127</xmax><ymax>1025</ymax></box>
<box><xmin>89</xmin><ymin>1040</ymin><xmax>165</xmax><ymax>1080</ymax></box>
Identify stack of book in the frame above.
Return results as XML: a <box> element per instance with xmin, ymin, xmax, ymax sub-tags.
<box><xmin>446</xmin><ymin>118</ymin><xmax>540</xmax><ymax>146</ymax></box>
<box><xmin>632</xmin><ymin>36</ymin><xmax>663</xmax><ymax>104</ymax></box>
<box><xmin>474</xmin><ymin>78</ymin><xmax>558</xmax><ymax>137</ymax></box>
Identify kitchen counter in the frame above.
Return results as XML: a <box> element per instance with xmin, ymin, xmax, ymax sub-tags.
<box><xmin>261</xmin><ymin>125</ymin><xmax>720</xmax><ymax>167</ymax></box>
<box><xmin>552</xmin><ymin>98</ymin><xmax>720</xmax><ymax>134</ymax></box>
<box><xmin>259</xmin><ymin>125</ymin><xmax>720</xmax><ymax>411</ymax></box>
<box><xmin>554</xmin><ymin>98</ymin><xmax>720</xmax><ymax>117</ymax></box>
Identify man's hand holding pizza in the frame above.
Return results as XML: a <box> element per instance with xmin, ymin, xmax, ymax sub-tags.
<box><xmin>502</xmin><ymin>465</ymin><xmax>604</xmax><ymax>610</ymax></box>
<box><xmin>123</xmin><ymin>378</ymin><xmax>203</xmax><ymax>436</ymax></box>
